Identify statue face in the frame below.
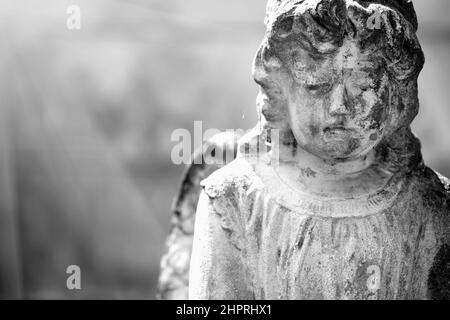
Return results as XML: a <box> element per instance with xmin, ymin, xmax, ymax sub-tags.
<box><xmin>286</xmin><ymin>41</ymin><xmax>390</xmax><ymax>160</ymax></box>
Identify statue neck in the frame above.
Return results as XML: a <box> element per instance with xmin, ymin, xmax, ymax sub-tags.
<box><xmin>294</xmin><ymin>146</ymin><xmax>377</xmax><ymax>176</ymax></box>
<box><xmin>279</xmin><ymin>142</ymin><xmax>395</xmax><ymax>198</ymax></box>
<box><xmin>238</xmin><ymin>127</ymin><xmax>417</xmax><ymax>216</ymax></box>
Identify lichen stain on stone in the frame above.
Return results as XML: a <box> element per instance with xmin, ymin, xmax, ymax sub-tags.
<box><xmin>300</xmin><ymin>167</ymin><xmax>317</xmax><ymax>178</ymax></box>
<box><xmin>428</xmin><ymin>244</ymin><xmax>450</xmax><ymax>300</ymax></box>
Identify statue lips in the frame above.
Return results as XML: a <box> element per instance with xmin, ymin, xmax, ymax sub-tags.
<box><xmin>322</xmin><ymin>125</ymin><xmax>355</xmax><ymax>142</ymax></box>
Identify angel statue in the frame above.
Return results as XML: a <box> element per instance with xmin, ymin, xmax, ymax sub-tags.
<box><xmin>158</xmin><ymin>0</ymin><xmax>450</xmax><ymax>300</ymax></box>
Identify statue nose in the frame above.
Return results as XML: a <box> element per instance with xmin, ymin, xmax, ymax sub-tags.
<box><xmin>328</xmin><ymin>84</ymin><xmax>350</xmax><ymax>116</ymax></box>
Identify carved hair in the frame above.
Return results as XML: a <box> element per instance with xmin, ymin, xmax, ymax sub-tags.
<box><xmin>252</xmin><ymin>0</ymin><xmax>424</xmax><ymax>167</ymax></box>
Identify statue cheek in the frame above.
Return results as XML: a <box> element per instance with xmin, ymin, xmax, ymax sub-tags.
<box><xmin>356</xmin><ymin>105</ymin><xmax>385</xmax><ymax>131</ymax></box>
<box><xmin>366</xmin><ymin>99</ymin><xmax>389</xmax><ymax>131</ymax></box>
<box><xmin>353</xmin><ymin>91</ymin><xmax>387</xmax><ymax>128</ymax></box>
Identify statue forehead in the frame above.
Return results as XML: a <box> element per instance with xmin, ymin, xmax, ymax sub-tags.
<box><xmin>292</xmin><ymin>40</ymin><xmax>385</xmax><ymax>85</ymax></box>
<box><xmin>293</xmin><ymin>39</ymin><xmax>379</xmax><ymax>68</ymax></box>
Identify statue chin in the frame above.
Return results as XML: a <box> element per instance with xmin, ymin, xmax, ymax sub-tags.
<box><xmin>323</xmin><ymin>140</ymin><xmax>377</xmax><ymax>161</ymax></box>
<box><xmin>294</xmin><ymin>134</ymin><xmax>375</xmax><ymax>162</ymax></box>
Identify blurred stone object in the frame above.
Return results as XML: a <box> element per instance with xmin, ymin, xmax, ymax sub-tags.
<box><xmin>188</xmin><ymin>0</ymin><xmax>450</xmax><ymax>300</ymax></box>
<box><xmin>157</xmin><ymin>132</ymin><xmax>241</xmax><ymax>299</ymax></box>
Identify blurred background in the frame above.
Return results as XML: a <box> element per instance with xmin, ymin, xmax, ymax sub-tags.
<box><xmin>0</xmin><ymin>0</ymin><xmax>448</xmax><ymax>299</ymax></box>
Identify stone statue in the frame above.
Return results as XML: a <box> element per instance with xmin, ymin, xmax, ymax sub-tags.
<box><xmin>159</xmin><ymin>0</ymin><xmax>450</xmax><ymax>300</ymax></box>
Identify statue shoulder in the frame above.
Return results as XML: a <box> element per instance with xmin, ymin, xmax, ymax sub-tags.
<box><xmin>433</xmin><ymin>169</ymin><xmax>450</xmax><ymax>215</ymax></box>
<box><xmin>200</xmin><ymin>157</ymin><xmax>263</xmax><ymax>201</ymax></box>
<box><xmin>422</xmin><ymin>169</ymin><xmax>450</xmax><ymax>299</ymax></box>
<box><xmin>413</xmin><ymin>166</ymin><xmax>450</xmax><ymax>241</ymax></box>
<box><xmin>417</xmin><ymin>167</ymin><xmax>450</xmax><ymax>202</ymax></box>
<box><xmin>434</xmin><ymin>171</ymin><xmax>450</xmax><ymax>194</ymax></box>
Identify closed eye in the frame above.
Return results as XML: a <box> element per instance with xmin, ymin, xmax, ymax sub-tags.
<box><xmin>356</xmin><ymin>82</ymin><xmax>377</xmax><ymax>91</ymax></box>
<box><xmin>304</xmin><ymin>82</ymin><xmax>332</xmax><ymax>92</ymax></box>
<box><xmin>359</xmin><ymin>85</ymin><xmax>375</xmax><ymax>91</ymax></box>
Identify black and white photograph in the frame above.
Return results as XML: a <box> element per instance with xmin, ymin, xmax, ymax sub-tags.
<box><xmin>1</xmin><ymin>0</ymin><xmax>450</xmax><ymax>305</ymax></box>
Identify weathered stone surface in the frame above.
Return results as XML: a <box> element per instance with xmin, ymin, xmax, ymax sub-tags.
<box><xmin>157</xmin><ymin>133</ymin><xmax>240</xmax><ymax>299</ymax></box>
<box><xmin>187</xmin><ymin>0</ymin><xmax>450</xmax><ymax>300</ymax></box>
